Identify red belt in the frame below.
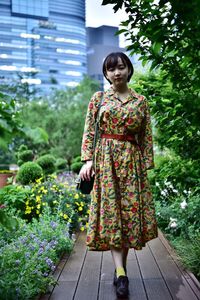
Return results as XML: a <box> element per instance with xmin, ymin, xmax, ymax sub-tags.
<box><xmin>101</xmin><ymin>133</ymin><xmax>136</xmax><ymax>143</ymax></box>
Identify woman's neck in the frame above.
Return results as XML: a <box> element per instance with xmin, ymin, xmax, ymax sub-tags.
<box><xmin>112</xmin><ymin>84</ymin><xmax>129</xmax><ymax>94</ymax></box>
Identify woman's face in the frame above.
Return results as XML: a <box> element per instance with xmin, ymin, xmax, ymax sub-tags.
<box><xmin>105</xmin><ymin>57</ymin><xmax>130</xmax><ymax>87</ymax></box>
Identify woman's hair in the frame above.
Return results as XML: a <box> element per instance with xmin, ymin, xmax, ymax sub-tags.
<box><xmin>102</xmin><ymin>52</ymin><xmax>134</xmax><ymax>83</ymax></box>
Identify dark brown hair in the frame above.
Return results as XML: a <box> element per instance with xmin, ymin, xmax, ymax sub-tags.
<box><xmin>102</xmin><ymin>52</ymin><xmax>134</xmax><ymax>83</ymax></box>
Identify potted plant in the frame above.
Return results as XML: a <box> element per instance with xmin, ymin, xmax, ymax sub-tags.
<box><xmin>0</xmin><ymin>170</ymin><xmax>15</xmax><ymax>188</ymax></box>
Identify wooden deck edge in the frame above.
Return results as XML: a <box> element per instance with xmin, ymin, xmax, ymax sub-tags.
<box><xmin>158</xmin><ymin>228</ymin><xmax>200</xmax><ymax>292</ymax></box>
<box><xmin>37</xmin><ymin>232</ymin><xmax>81</xmax><ymax>300</ymax></box>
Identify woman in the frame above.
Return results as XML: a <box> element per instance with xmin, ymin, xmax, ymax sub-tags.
<box><xmin>79</xmin><ymin>52</ymin><xmax>158</xmax><ymax>298</ymax></box>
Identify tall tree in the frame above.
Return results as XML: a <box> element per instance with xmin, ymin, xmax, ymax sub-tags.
<box><xmin>102</xmin><ymin>0</ymin><xmax>200</xmax><ymax>92</ymax></box>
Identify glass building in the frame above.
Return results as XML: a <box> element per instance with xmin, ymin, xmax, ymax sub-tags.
<box><xmin>0</xmin><ymin>0</ymin><xmax>86</xmax><ymax>92</ymax></box>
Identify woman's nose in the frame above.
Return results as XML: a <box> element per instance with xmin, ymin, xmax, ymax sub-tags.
<box><xmin>114</xmin><ymin>68</ymin><xmax>120</xmax><ymax>75</ymax></box>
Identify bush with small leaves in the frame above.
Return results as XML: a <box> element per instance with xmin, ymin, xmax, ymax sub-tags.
<box><xmin>55</xmin><ymin>158</ymin><xmax>67</xmax><ymax>172</ymax></box>
<box><xmin>71</xmin><ymin>161</ymin><xmax>83</xmax><ymax>174</ymax></box>
<box><xmin>16</xmin><ymin>162</ymin><xmax>43</xmax><ymax>185</ymax></box>
<box><xmin>17</xmin><ymin>150</ymin><xmax>34</xmax><ymax>165</ymax></box>
<box><xmin>36</xmin><ymin>154</ymin><xmax>56</xmax><ymax>175</ymax></box>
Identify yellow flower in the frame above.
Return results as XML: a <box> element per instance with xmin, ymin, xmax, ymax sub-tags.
<box><xmin>78</xmin><ymin>217</ymin><xmax>82</xmax><ymax>222</ymax></box>
<box><xmin>66</xmin><ymin>204</ymin><xmax>70</xmax><ymax>208</ymax></box>
<box><xmin>43</xmin><ymin>189</ymin><xmax>48</xmax><ymax>194</ymax></box>
<box><xmin>80</xmin><ymin>226</ymin><xmax>85</xmax><ymax>231</ymax></box>
<box><xmin>60</xmin><ymin>212</ymin><xmax>63</xmax><ymax>217</ymax></box>
<box><xmin>36</xmin><ymin>210</ymin><xmax>40</xmax><ymax>214</ymax></box>
<box><xmin>42</xmin><ymin>202</ymin><xmax>46</xmax><ymax>206</ymax></box>
<box><xmin>36</xmin><ymin>178</ymin><xmax>42</xmax><ymax>183</ymax></box>
<box><xmin>36</xmin><ymin>195</ymin><xmax>41</xmax><ymax>203</ymax></box>
<box><xmin>37</xmin><ymin>204</ymin><xmax>41</xmax><ymax>209</ymax></box>
<box><xmin>78</xmin><ymin>207</ymin><xmax>83</xmax><ymax>211</ymax></box>
<box><xmin>74</xmin><ymin>194</ymin><xmax>79</xmax><ymax>199</ymax></box>
<box><xmin>87</xmin><ymin>209</ymin><xmax>90</xmax><ymax>215</ymax></box>
<box><xmin>68</xmin><ymin>218</ymin><xmax>72</xmax><ymax>223</ymax></box>
<box><xmin>63</xmin><ymin>214</ymin><xmax>68</xmax><ymax>219</ymax></box>
<box><xmin>80</xmin><ymin>202</ymin><xmax>84</xmax><ymax>206</ymax></box>
<box><xmin>53</xmin><ymin>200</ymin><xmax>58</xmax><ymax>204</ymax></box>
<box><xmin>86</xmin><ymin>222</ymin><xmax>89</xmax><ymax>228</ymax></box>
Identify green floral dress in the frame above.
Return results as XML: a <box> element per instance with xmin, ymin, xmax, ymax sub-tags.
<box><xmin>81</xmin><ymin>87</ymin><xmax>158</xmax><ymax>251</ymax></box>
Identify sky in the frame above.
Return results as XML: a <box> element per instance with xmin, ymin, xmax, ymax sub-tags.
<box><xmin>86</xmin><ymin>0</ymin><xmax>127</xmax><ymax>41</ymax></box>
<box><xmin>86</xmin><ymin>0</ymin><xmax>127</xmax><ymax>27</ymax></box>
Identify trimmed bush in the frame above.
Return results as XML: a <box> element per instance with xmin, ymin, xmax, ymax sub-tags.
<box><xmin>72</xmin><ymin>156</ymin><xmax>81</xmax><ymax>164</ymax></box>
<box><xmin>55</xmin><ymin>158</ymin><xmax>67</xmax><ymax>171</ymax></box>
<box><xmin>16</xmin><ymin>162</ymin><xmax>43</xmax><ymax>185</ymax></box>
<box><xmin>18</xmin><ymin>145</ymin><xmax>28</xmax><ymax>152</ymax></box>
<box><xmin>36</xmin><ymin>154</ymin><xmax>56</xmax><ymax>175</ymax></box>
<box><xmin>71</xmin><ymin>161</ymin><xmax>83</xmax><ymax>174</ymax></box>
<box><xmin>18</xmin><ymin>150</ymin><xmax>34</xmax><ymax>164</ymax></box>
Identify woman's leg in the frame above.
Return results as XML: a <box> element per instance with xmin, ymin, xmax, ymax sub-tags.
<box><xmin>111</xmin><ymin>247</ymin><xmax>126</xmax><ymax>277</ymax></box>
<box><xmin>111</xmin><ymin>247</ymin><xmax>129</xmax><ymax>297</ymax></box>
<box><xmin>122</xmin><ymin>247</ymin><xmax>129</xmax><ymax>271</ymax></box>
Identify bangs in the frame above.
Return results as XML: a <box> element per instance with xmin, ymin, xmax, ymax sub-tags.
<box><xmin>104</xmin><ymin>53</ymin><xmax>127</xmax><ymax>70</ymax></box>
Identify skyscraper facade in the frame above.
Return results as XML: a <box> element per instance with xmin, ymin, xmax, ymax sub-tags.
<box><xmin>0</xmin><ymin>0</ymin><xmax>86</xmax><ymax>91</ymax></box>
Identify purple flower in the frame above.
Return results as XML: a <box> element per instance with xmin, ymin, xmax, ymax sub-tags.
<box><xmin>51</xmin><ymin>265</ymin><xmax>56</xmax><ymax>272</ymax></box>
<box><xmin>25</xmin><ymin>252</ymin><xmax>30</xmax><ymax>258</ymax></box>
<box><xmin>38</xmin><ymin>248</ymin><xmax>44</xmax><ymax>255</ymax></box>
<box><xmin>50</xmin><ymin>221</ymin><xmax>58</xmax><ymax>229</ymax></box>
<box><xmin>15</xmin><ymin>259</ymin><xmax>20</xmax><ymax>266</ymax></box>
<box><xmin>43</xmin><ymin>272</ymin><xmax>49</xmax><ymax>277</ymax></box>
<box><xmin>45</xmin><ymin>257</ymin><xmax>53</xmax><ymax>267</ymax></box>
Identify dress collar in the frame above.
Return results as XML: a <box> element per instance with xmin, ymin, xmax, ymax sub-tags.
<box><xmin>105</xmin><ymin>86</ymin><xmax>139</xmax><ymax>104</ymax></box>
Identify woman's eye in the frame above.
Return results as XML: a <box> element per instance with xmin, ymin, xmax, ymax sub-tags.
<box><xmin>108</xmin><ymin>68</ymin><xmax>114</xmax><ymax>72</ymax></box>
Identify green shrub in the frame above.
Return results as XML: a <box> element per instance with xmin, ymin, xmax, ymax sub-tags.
<box><xmin>72</xmin><ymin>156</ymin><xmax>81</xmax><ymax>163</ymax></box>
<box><xmin>17</xmin><ymin>159</ymin><xmax>23</xmax><ymax>166</ymax></box>
<box><xmin>55</xmin><ymin>158</ymin><xmax>67</xmax><ymax>171</ymax></box>
<box><xmin>169</xmin><ymin>233</ymin><xmax>200</xmax><ymax>280</ymax></box>
<box><xmin>18</xmin><ymin>150</ymin><xmax>34</xmax><ymax>163</ymax></box>
<box><xmin>18</xmin><ymin>145</ymin><xmax>28</xmax><ymax>152</ymax></box>
<box><xmin>71</xmin><ymin>161</ymin><xmax>83</xmax><ymax>174</ymax></box>
<box><xmin>16</xmin><ymin>162</ymin><xmax>43</xmax><ymax>185</ymax></box>
<box><xmin>36</xmin><ymin>154</ymin><xmax>56</xmax><ymax>175</ymax></box>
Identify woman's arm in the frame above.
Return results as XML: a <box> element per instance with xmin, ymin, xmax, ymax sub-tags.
<box><xmin>138</xmin><ymin>97</ymin><xmax>154</xmax><ymax>170</ymax></box>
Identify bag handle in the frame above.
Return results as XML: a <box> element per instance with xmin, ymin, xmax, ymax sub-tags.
<box><xmin>93</xmin><ymin>92</ymin><xmax>104</xmax><ymax>152</ymax></box>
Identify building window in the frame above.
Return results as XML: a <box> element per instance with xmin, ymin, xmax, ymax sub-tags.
<box><xmin>11</xmin><ymin>0</ymin><xmax>49</xmax><ymax>19</ymax></box>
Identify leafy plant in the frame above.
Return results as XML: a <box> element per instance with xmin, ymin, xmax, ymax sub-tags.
<box><xmin>16</xmin><ymin>162</ymin><xmax>43</xmax><ymax>185</ymax></box>
<box><xmin>36</xmin><ymin>154</ymin><xmax>56</xmax><ymax>175</ymax></box>
<box><xmin>0</xmin><ymin>210</ymin><xmax>73</xmax><ymax>300</ymax></box>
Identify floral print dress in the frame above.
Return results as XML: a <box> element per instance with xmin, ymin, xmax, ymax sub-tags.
<box><xmin>81</xmin><ymin>87</ymin><xmax>158</xmax><ymax>251</ymax></box>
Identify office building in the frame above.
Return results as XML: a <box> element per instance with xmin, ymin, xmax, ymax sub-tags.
<box><xmin>87</xmin><ymin>25</ymin><xmax>125</xmax><ymax>89</ymax></box>
<box><xmin>0</xmin><ymin>0</ymin><xmax>86</xmax><ymax>92</ymax></box>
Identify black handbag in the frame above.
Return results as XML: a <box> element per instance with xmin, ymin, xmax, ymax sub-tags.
<box><xmin>76</xmin><ymin>174</ymin><xmax>95</xmax><ymax>194</ymax></box>
<box><xmin>76</xmin><ymin>93</ymin><xmax>104</xmax><ymax>194</ymax></box>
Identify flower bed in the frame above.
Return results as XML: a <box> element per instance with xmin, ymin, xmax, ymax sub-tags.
<box><xmin>0</xmin><ymin>174</ymin><xmax>90</xmax><ymax>299</ymax></box>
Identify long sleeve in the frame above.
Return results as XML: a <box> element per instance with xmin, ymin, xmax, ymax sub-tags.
<box><xmin>138</xmin><ymin>98</ymin><xmax>154</xmax><ymax>170</ymax></box>
<box><xmin>81</xmin><ymin>91</ymin><xmax>102</xmax><ymax>162</ymax></box>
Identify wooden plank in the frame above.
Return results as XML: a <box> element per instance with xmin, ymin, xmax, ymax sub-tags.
<box><xmin>135</xmin><ymin>238</ymin><xmax>173</xmax><ymax>300</ymax></box>
<box><xmin>99</xmin><ymin>250</ymin><xmax>147</xmax><ymax>300</ymax></box>
<box><xmin>74</xmin><ymin>251</ymin><xmax>102</xmax><ymax>300</ymax></box>
<box><xmin>158</xmin><ymin>230</ymin><xmax>200</xmax><ymax>300</ymax></box>
<box><xmin>49</xmin><ymin>232</ymin><xmax>87</xmax><ymax>299</ymax></box>
<box><xmin>57</xmin><ymin>232</ymin><xmax>87</xmax><ymax>282</ymax></box>
<box><xmin>143</xmin><ymin>278</ymin><xmax>172</xmax><ymax>300</ymax></box>
<box><xmin>148</xmin><ymin>237</ymin><xmax>199</xmax><ymax>300</ymax></box>
<box><xmin>50</xmin><ymin>282</ymin><xmax>77</xmax><ymax>300</ymax></box>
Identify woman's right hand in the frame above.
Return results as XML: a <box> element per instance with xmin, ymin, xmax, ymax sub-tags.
<box><xmin>79</xmin><ymin>160</ymin><xmax>94</xmax><ymax>181</ymax></box>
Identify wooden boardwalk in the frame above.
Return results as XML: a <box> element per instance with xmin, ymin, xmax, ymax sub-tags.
<box><xmin>40</xmin><ymin>230</ymin><xmax>200</xmax><ymax>300</ymax></box>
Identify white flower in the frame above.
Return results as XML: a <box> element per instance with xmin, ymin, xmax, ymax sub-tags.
<box><xmin>180</xmin><ymin>199</ymin><xmax>187</xmax><ymax>209</ymax></box>
<box><xmin>172</xmin><ymin>189</ymin><xmax>178</xmax><ymax>194</ymax></box>
<box><xmin>170</xmin><ymin>221</ymin><xmax>177</xmax><ymax>228</ymax></box>
<box><xmin>164</xmin><ymin>181</ymin><xmax>171</xmax><ymax>186</ymax></box>
<box><xmin>161</xmin><ymin>189</ymin><xmax>168</xmax><ymax>196</ymax></box>
<box><xmin>155</xmin><ymin>182</ymin><xmax>160</xmax><ymax>187</ymax></box>
<box><xmin>170</xmin><ymin>217</ymin><xmax>177</xmax><ymax>222</ymax></box>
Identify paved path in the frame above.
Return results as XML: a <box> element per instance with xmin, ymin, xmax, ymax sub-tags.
<box><xmin>40</xmin><ymin>230</ymin><xmax>200</xmax><ymax>300</ymax></box>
